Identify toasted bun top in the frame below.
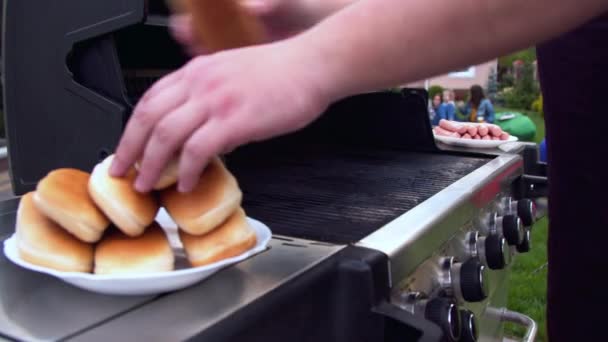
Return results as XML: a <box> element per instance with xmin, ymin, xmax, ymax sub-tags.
<box><xmin>94</xmin><ymin>222</ymin><xmax>172</xmax><ymax>266</ymax></box>
<box><xmin>180</xmin><ymin>0</ymin><xmax>265</xmax><ymax>51</ymax></box>
<box><xmin>16</xmin><ymin>192</ymin><xmax>93</xmax><ymax>260</ymax></box>
<box><xmin>161</xmin><ymin>157</ymin><xmax>240</xmax><ymax>219</ymax></box>
<box><xmin>36</xmin><ymin>168</ymin><xmax>109</xmax><ymax>227</ymax></box>
<box><xmin>179</xmin><ymin>207</ymin><xmax>253</xmax><ymax>253</ymax></box>
<box><xmin>135</xmin><ymin>157</ymin><xmax>178</xmax><ymax>190</ymax></box>
<box><xmin>91</xmin><ymin>155</ymin><xmax>159</xmax><ymax>220</ymax></box>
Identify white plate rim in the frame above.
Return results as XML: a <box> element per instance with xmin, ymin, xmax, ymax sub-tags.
<box><xmin>433</xmin><ymin>132</ymin><xmax>518</xmax><ymax>148</ymax></box>
<box><xmin>3</xmin><ymin>217</ymin><xmax>272</xmax><ymax>282</ymax></box>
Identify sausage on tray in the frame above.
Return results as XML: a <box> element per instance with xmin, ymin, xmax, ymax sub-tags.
<box><xmin>488</xmin><ymin>124</ymin><xmax>503</xmax><ymax>137</ymax></box>
<box><xmin>478</xmin><ymin>124</ymin><xmax>489</xmax><ymax>137</ymax></box>
<box><xmin>467</xmin><ymin>125</ymin><xmax>478</xmax><ymax>136</ymax></box>
<box><xmin>439</xmin><ymin>119</ymin><xmax>467</xmax><ymax>134</ymax></box>
<box><xmin>434</xmin><ymin>126</ymin><xmax>461</xmax><ymax>138</ymax></box>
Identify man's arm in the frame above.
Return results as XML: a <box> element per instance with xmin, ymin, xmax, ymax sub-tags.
<box><xmin>296</xmin><ymin>0</ymin><xmax>608</xmax><ymax>99</ymax></box>
<box><xmin>109</xmin><ymin>0</ymin><xmax>607</xmax><ymax>192</ymax></box>
<box><xmin>298</xmin><ymin>0</ymin><xmax>358</xmax><ymax>26</ymax></box>
<box><xmin>243</xmin><ymin>0</ymin><xmax>357</xmax><ymax>38</ymax></box>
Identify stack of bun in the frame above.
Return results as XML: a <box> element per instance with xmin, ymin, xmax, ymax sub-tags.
<box><xmin>160</xmin><ymin>157</ymin><xmax>256</xmax><ymax>267</ymax></box>
<box><xmin>14</xmin><ymin>154</ymin><xmax>256</xmax><ymax>274</ymax></box>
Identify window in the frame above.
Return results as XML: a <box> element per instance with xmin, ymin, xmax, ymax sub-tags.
<box><xmin>449</xmin><ymin>66</ymin><xmax>476</xmax><ymax>78</ymax></box>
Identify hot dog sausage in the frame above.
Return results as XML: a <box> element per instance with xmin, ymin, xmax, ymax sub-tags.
<box><xmin>500</xmin><ymin>132</ymin><xmax>510</xmax><ymax>140</ymax></box>
<box><xmin>478</xmin><ymin>124</ymin><xmax>489</xmax><ymax>137</ymax></box>
<box><xmin>467</xmin><ymin>125</ymin><xmax>478</xmax><ymax>136</ymax></box>
<box><xmin>482</xmin><ymin>135</ymin><xmax>491</xmax><ymax>140</ymax></box>
<box><xmin>434</xmin><ymin>126</ymin><xmax>461</xmax><ymax>138</ymax></box>
<box><xmin>462</xmin><ymin>133</ymin><xmax>472</xmax><ymax>139</ymax></box>
<box><xmin>439</xmin><ymin>119</ymin><xmax>467</xmax><ymax>134</ymax></box>
<box><xmin>488</xmin><ymin>125</ymin><xmax>503</xmax><ymax>137</ymax></box>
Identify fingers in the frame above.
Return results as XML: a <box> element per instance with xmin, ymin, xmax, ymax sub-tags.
<box><xmin>169</xmin><ymin>14</ymin><xmax>207</xmax><ymax>56</ymax></box>
<box><xmin>178</xmin><ymin>119</ymin><xmax>238</xmax><ymax>193</ymax></box>
<box><xmin>110</xmin><ymin>74</ymin><xmax>187</xmax><ymax>177</ymax></box>
<box><xmin>169</xmin><ymin>14</ymin><xmax>194</xmax><ymax>46</ymax></box>
<box><xmin>141</xmin><ymin>68</ymin><xmax>185</xmax><ymax>103</ymax></box>
<box><xmin>134</xmin><ymin>102</ymin><xmax>209</xmax><ymax>192</ymax></box>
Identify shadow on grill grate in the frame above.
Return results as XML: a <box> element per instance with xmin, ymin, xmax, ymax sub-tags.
<box><xmin>227</xmin><ymin>148</ymin><xmax>489</xmax><ymax>244</ymax></box>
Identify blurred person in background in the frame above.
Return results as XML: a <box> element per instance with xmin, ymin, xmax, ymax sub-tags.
<box><xmin>459</xmin><ymin>85</ymin><xmax>496</xmax><ymax>123</ymax></box>
<box><xmin>429</xmin><ymin>93</ymin><xmax>447</xmax><ymax>125</ymax></box>
<box><xmin>441</xmin><ymin>88</ymin><xmax>457</xmax><ymax>121</ymax></box>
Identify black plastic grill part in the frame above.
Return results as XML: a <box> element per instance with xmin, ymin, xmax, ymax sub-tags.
<box><xmin>124</xmin><ymin>74</ymin><xmax>162</xmax><ymax>102</ymax></box>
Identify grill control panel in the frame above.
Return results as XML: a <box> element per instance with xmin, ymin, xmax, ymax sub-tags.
<box><xmin>391</xmin><ymin>194</ymin><xmax>538</xmax><ymax>341</ymax></box>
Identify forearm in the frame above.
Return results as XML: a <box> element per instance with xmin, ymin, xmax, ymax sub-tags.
<box><xmin>301</xmin><ymin>0</ymin><xmax>358</xmax><ymax>23</ymax></box>
<box><xmin>296</xmin><ymin>0</ymin><xmax>607</xmax><ymax>99</ymax></box>
<box><xmin>256</xmin><ymin>0</ymin><xmax>356</xmax><ymax>37</ymax></box>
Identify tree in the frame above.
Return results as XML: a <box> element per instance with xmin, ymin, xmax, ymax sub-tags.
<box><xmin>428</xmin><ymin>85</ymin><xmax>444</xmax><ymax>100</ymax></box>
<box><xmin>498</xmin><ymin>47</ymin><xmax>537</xmax><ymax>68</ymax></box>
<box><xmin>487</xmin><ymin>68</ymin><xmax>499</xmax><ymax>103</ymax></box>
<box><xmin>504</xmin><ymin>62</ymin><xmax>540</xmax><ymax>109</ymax></box>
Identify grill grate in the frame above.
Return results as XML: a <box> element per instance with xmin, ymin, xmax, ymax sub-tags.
<box><xmin>227</xmin><ymin>148</ymin><xmax>489</xmax><ymax>244</ymax></box>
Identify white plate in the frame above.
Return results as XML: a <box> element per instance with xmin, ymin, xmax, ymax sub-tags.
<box><xmin>3</xmin><ymin>208</ymin><xmax>272</xmax><ymax>296</ymax></box>
<box><xmin>434</xmin><ymin>133</ymin><xmax>518</xmax><ymax>148</ymax></box>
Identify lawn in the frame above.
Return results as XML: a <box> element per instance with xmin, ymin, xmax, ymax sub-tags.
<box><xmin>504</xmin><ymin>218</ymin><xmax>548</xmax><ymax>341</ymax></box>
<box><xmin>495</xmin><ymin>107</ymin><xmax>548</xmax><ymax>341</ymax></box>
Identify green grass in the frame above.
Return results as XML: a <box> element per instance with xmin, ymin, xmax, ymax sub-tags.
<box><xmin>495</xmin><ymin>106</ymin><xmax>548</xmax><ymax>340</ymax></box>
<box><xmin>504</xmin><ymin>218</ymin><xmax>549</xmax><ymax>341</ymax></box>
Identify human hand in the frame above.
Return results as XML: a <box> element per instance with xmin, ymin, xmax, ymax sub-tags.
<box><xmin>109</xmin><ymin>40</ymin><xmax>333</xmax><ymax>193</ymax></box>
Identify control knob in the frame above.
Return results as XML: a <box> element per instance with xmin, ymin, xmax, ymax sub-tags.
<box><xmin>396</xmin><ymin>292</ymin><xmax>466</xmax><ymax>342</ymax></box>
<box><xmin>516</xmin><ymin>228</ymin><xmax>531</xmax><ymax>253</ymax></box>
<box><xmin>424</xmin><ymin>297</ymin><xmax>461</xmax><ymax>342</ymax></box>
<box><xmin>459</xmin><ymin>309</ymin><xmax>479</xmax><ymax>342</ymax></box>
<box><xmin>469</xmin><ymin>232</ymin><xmax>510</xmax><ymax>270</ymax></box>
<box><xmin>439</xmin><ymin>257</ymin><xmax>488</xmax><ymax>302</ymax></box>
<box><xmin>515</xmin><ymin>199</ymin><xmax>537</xmax><ymax>227</ymax></box>
<box><xmin>495</xmin><ymin>214</ymin><xmax>524</xmax><ymax>246</ymax></box>
<box><xmin>503</xmin><ymin>197</ymin><xmax>537</xmax><ymax>227</ymax></box>
<box><xmin>459</xmin><ymin>258</ymin><xmax>489</xmax><ymax>302</ymax></box>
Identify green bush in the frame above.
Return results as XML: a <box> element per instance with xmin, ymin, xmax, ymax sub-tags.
<box><xmin>499</xmin><ymin>73</ymin><xmax>515</xmax><ymax>90</ymax></box>
<box><xmin>531</xmin><ymin>95</ymin><xmax>543</xmax><ymax>116</ymax></box>
<box><xmin>504</xmin><ymin>63</ymin><xmax>540</xmax><ymax>110</ymax></box>
<box><xmin>504</xmin><ymin>90</ymin><xmax>537</xmax><ymax>110</ymax></box>
<box><xmin>498</xmin><ymin>47</ymin><xmax>537</xmax><ymax>68</ymax></box>
<box><xmin>428</xmin><ymin>85</ymin><xmax>444</xmax><ymax>101</ymax></box>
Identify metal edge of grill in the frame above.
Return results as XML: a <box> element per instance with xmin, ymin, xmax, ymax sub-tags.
<box><xmin>357</xmin><ymin>153</ymin><xmax>523</xmax><ymax>284</ymax></box>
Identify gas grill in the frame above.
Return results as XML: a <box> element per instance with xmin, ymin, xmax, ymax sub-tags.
<box><xmin>1</xmin><ymin>1</ymin><xmax>547</xmax><ymax>341</ymax></box>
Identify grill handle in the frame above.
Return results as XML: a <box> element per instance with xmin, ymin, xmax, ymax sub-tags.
<box><xmin>486</xmin><ymin>307</ymin><xmax>538</xmax><ymax>342</ymax></box>
<box><xmin>372</xmin><ymin>301</ymin><xmax>444</xmax><ymax>342</ymax></box>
